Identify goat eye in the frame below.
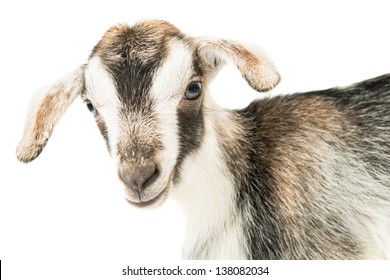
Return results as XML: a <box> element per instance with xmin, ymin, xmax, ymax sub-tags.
<box><xmin>85</xmin><ymin>100</ymin><xmax>98</xmax><ymax>115</ymax></box>
<box><xmin>185</xmin><ymin>81</ymin><xmax>202</xmax><ymax>100</ymax></box>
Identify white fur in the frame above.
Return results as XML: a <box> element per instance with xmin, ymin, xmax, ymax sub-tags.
<box><xmin>118</xmin><ymin>38</ymin><xmax>245</xmax><ymax>258</ymax></box>
<box><xmin>150</xmin><ymin>40</ymin><xmax>196</xmax><ymax>101</ymax></box>
<box><xmin>84</xmin><ymin>57</ymin><xmax>121</xmax><ymax>166</ymax></box>
<box><xmin>173</xmin><ymin>96</ymin><xmax>246</xmax><ymax>259</ymax></box>
<box><xmin>152</xmin><ymin>40</ymin><xmax>246</xmax><ymax>259</ymax></box>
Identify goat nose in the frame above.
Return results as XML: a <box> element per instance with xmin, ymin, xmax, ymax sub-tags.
<box><xmin>118</xmin><ymin>163</ymin><xmax>159</xmax><ymax>193</ymax></box>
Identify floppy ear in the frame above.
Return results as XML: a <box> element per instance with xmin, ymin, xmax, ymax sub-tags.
<box><xmin>197</xmin><ymin>38</ymin><xmax>280</xmax><ymax>92</ymax></box>
<box><xmin>16</xmin><ymin>67</ymin><xmax>84</xmax><ymax>163</ymax></box>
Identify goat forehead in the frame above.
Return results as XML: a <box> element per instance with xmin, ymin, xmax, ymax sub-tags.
<box><xmin>90</xmin><ymin>20</ymin><xmax>190</xmax><ymax>111</ymax></box>
<box><xmin>92</xmin><ymin>20</ymin><xmax>183</xmax><ymax>62</ymax></box>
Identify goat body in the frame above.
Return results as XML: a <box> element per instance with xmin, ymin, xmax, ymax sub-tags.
<box><xmin>16</xmin><ymin>20</ymin><xmax>390</xmax><ymax>259</ymax></box>
<box><xmin>177</xmin><ymin>74</ymin><xmax>390</xmax><ymax>259</ymax></box>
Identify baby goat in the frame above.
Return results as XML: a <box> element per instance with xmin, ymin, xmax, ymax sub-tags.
<box><xmin>17</xmin><ymin>19</ymin><xmax>390</xmax><ymax>259</ymax></box>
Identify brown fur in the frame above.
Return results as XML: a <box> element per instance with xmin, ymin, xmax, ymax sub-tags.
<box><xmin>92</xmin><ymin>20</ymin><xmax>183</xmax><ymax>65</ymax></box>
<box><xmin>17</xmin><ymin>72</ymin><xmax>82</xmax><ymax>163</ymax></box>
<box><xmin>198</xmin><ymin>39</ymin><xmax>281</xmax><ymax>92</ymax></box>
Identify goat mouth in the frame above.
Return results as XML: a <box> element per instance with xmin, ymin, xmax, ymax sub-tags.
<box><xmin>125</xmin><ymin>172</ymin><xmax>174</xmax><ymax>208</ymax></box>
<box><xmin>125</xmin><ymin>184</ymin><xmax>169</xmax><ymax>208</ymax></box>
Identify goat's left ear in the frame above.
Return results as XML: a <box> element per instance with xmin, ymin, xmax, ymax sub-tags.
<box><xmin>197</xmin><ymin>38</ymin><xmax>280</xmax><ymax>92</ymax></box>
<box><xmin>16</xmin><ymin>67</ymin><xmax>84</xmax><ymax>163</ymax></box>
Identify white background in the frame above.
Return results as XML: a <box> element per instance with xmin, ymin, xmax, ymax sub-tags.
<box><xmin>1</xmin><ymin>0</ymin><xmax>390</xmax><ymax>279</ymax></box>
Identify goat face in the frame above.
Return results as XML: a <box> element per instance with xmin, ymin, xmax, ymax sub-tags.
<box><xmin>16</xmin><ymin>19</ymin><xmax>280</xmax><ymax>207</ymax></box>
<box><xmin>85</xmin><ymin>21</ymin><xmax>209</xmax><ymax>205</ymax></box>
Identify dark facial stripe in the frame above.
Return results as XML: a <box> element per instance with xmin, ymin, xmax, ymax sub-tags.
<box><xmin>91</xmin><ymin>21</ymin><xmax>184</xmax><ymax>115</ymax></box>
<box><xmin>192</xmin><ymin>49</ymin><xmax>204</xmax><ymax>77</ymax></box>
<box><xmin>170</xmin><ymin>49</ymin><xmax>206</xmax><ymax>183</ymax></box>
<box><xmin>89</xmin><ymin>21</ymin><xmax>188</xmax><ymax>163</ymax></box>
<box><xmin>96</xmin><ymin>116</ymin><xmax>111</xmax><ymax>153</ymax></box>
<box><xmin>173</xmin><ymin>100</ymin><xmax>205</xmax><ymax>184</ymax></box>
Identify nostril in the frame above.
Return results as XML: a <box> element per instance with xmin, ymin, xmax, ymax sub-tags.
<box><xmin>118</xmin><ymin>163</ymin><xmax>160</xmax><ymax>193</ymax></box>
<box><xmin>139</xmin><ymin>163</ymin><xmax>159</xmax><ymax>190</ymax></box>
<box><xmin>142</xmin><ymin>164</ymin><xmax>159</xmax><ymax>189</ymax></box>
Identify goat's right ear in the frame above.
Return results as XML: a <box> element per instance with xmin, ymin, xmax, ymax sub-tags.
<box><xmin>196</xmin><ymin>38</ymin><xmax>280</xmax><ymax>92</ymax></box>
<box><xmin>16</xmin><ymin>67</ymin><xmax>84</xmax><ymax>163</ymax></box>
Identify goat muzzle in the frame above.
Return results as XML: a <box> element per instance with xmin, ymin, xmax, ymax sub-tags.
<box><xmin>118</xmin><ymin>163</ymin><xmax>160</xmax><ymax>196</ymax></box>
